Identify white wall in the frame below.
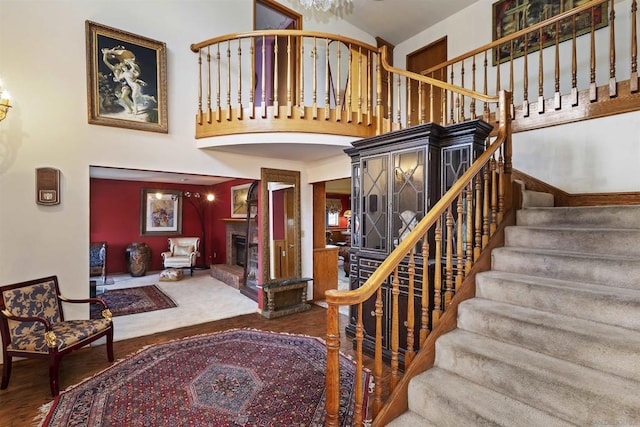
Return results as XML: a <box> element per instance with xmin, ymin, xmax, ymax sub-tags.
<box><xmin>395</xmin><ymin>0</ymin><xmax>640</xmax><ymax>193</ymax></box>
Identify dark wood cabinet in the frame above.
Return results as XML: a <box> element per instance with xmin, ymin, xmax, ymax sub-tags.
<box><xmin>345</xmin><ymin>120</ymin><xmax>492</xmax><ymax>367</ymax></box>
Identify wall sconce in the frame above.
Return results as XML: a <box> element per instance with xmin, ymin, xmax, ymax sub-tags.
<box><xmin>0</xmin><ymin>78</ymin><xmax>12</xmax><ymax>122</ymax></box>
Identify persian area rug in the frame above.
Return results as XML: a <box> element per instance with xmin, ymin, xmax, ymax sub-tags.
<box><xmin>40</xmin><ymin>329</ymin><xmax>371</xmax><ymax>427</ymax></box>
<box><xmin>90</xmin><ymin>285</ymin><xmax>176</xmax><ymax>319</ymax></box>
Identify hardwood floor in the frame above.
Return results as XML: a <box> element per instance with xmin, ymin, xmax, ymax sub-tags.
<box><xmin>0</xmin><ymin>305</ymin><xmax>385</xmax><ymax>426</ymax></box>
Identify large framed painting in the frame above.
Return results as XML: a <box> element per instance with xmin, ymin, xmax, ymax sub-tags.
<box><xmin>492</xmin><ymin>0</ymin><xmax>608</xmax><ymax>65</ymax></box>
<box><xmin>231</xmin><ymin>184</ymin><xmax>251</xmax><ymax>218</ymax></box>
<box><xmin>85</xmin><ymin>21</ymin><xmax>168</xmax><ymax>133</ymax></box>
<box><xmin>141</xmin><ymin>189</ymin><xmax>182</xmax><ymax>236</ymax></box>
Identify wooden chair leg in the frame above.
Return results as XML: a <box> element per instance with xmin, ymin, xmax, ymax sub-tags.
<box><xmin>49</xmin><ymin>357</ymin><xmax>60</xmax><ymax>396</ymax></box>
<box><xmin>106</xmin><ymin>328</ymin><xmax>115</xmax><ymax>362</ymax></box>
<box><xmin>1</xmin><ymin>353</ymin><xmax>12</xmax><ymax>389</ymax></box>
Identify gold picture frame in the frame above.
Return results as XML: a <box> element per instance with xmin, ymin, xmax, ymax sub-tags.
<box><xmin>85</xmin><ymin>21</ymin><xmax>168</xmax><ymax>133</ymax></box>
<box><xmin>492</xmin><ymin>0</ymin><xmax>608</xmax><ymax>65</ymax></box>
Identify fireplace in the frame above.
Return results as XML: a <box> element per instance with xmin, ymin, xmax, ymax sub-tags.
<box><xmin>232</xmin><ymin>234</ymin><xmax>246</xmax><ymax>267</ymax></box>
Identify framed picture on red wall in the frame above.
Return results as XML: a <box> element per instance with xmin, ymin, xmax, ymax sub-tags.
<box><xmin>231</xmin><ymin>183</ymin><xmax>251</xmax><ymax>218</ymax></box>
<box><xmin>140</xmin><ymin>188</ymin><xmax>183</xmax><ymax>236</ymax></box>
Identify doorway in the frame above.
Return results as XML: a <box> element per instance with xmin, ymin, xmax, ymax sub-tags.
<box><xmin>406</xmin><ymin>36</ymin><xmax>447</xmax><ymax>126</ymax></box>
<box><xmin>254</xmin><ymin>0</ymin><xmax>302</xmax><ymax>107</ymax></box>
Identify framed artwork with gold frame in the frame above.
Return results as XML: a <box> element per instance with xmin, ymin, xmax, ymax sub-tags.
<box><xmin>85</xmin><ymin>21</ymin><xmax>168</xmax><ymax>133</ymax></box>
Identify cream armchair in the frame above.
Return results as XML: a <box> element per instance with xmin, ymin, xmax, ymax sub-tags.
<box><xmin>161</xmin><ymin>237</ymin><xmax>200</xmax><ymax>276</ymax></box>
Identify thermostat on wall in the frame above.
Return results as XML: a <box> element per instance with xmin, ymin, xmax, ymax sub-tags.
<box><xmin>36</xmin><ymin>167</ymin><xmax>60</xmax><ymax>205</ymax></box>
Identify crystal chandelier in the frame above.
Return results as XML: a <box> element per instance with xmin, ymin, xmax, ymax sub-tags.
<box><xmin>298</xmin><ymin>0</ymin><xmax>352</xmax><ymax>12</ymax></box>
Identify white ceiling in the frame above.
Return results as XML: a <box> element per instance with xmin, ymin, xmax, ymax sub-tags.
<box><xmin>335</xmin><ymin>0</ymin><xmax>477</xmax><ymax>46</ymax></box>
<box><xmin>90</xmin><ymin>166</ymin><xmax>233</xmax><ymax>186</ymax></box>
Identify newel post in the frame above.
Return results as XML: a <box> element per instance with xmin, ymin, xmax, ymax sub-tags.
<box><xmin>325</xmin><ymin>304</ymin><xmax>341</xmax><ymax>426</ymax></box>
<box><xmin>499</xmin><ymin>90</ymin><xmax>513</xmax><ymax>211</ymax></box>
<box><xmin>375</xmin><ymin>46</ymin><xmax>386</xmax><ymax>135</ymax></box>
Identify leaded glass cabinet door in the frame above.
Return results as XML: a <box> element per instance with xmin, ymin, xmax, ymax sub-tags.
<box><xmin>361</xmin><ymin>155</ymin><xmax>388</xmax><ymax>252</ymax></box>
<box><xmin>392</xmin><ymin>148</ymin><xmax>425</xmax><ymax>249</ymax></box>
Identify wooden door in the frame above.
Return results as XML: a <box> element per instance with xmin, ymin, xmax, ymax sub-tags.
<box><xmin>406</xmin><ymin>37</ymin><xmax>447</xmax><ymax>126</ymax></box>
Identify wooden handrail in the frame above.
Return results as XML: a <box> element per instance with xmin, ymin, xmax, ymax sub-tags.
<box><xmin>191</xmin><ymin>29</ymin><xmax>377</xmax><ymax>53</ymax></box>
<box><xmin>423</xmin><ymin>0</ymin><xmax>609</xmax><ymax>75</ymax></box>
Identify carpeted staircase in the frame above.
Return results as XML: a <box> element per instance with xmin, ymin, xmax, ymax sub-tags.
<box><xmin>389</xmin><ymin>205</ymin><xmax>640</xmax><ymax>426</ymax></box>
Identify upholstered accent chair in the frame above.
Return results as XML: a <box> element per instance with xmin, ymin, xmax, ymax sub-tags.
<box><xmin>161</xmin><ymin>237</ymin><xmax>200</xmax><ymax>276</ymax></box>
<box><xmin>0</xmin><ymin>276</ymin><xmax>114</xmax><ymax>396</ymax></box>
<box><xmin>89</xmin><ymin>241</ymin><xmax>107</xmax><ymax>284</ymax></box>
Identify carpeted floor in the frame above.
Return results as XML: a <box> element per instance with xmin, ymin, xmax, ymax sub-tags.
<box><xmin>40</xmin><ymin>329</ymin><xmax>371</xmax><ymax>426</ymax></box>
<box><xmin>90</xmin><ymin>285</ymin><xmax>176</xmax><ymax>319</ymax></box>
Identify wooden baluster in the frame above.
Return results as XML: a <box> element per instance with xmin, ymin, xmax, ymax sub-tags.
<box><xmin>571</xmin><ymin>15</ymin><xmax>578</xmax><ymax>106</ymax></box>
<box><xmin>419</xmin><ymin>81</ymin><xmax>426</xmax><ymax>124</ymax></box>
<box><xmin>249</xmin><ymin>39</ymin><xmax>255</xmax><ymax>119</ymax></box>
<box><xmin>386</xmin><ymin>68</ymin><xmax>392</xmax><ymax>125</ymax></box>
<box><xmin>312</xmin><ymin>37</ymin><xmax>318</xmax><ymax>119</ymax></box>
<box><xmin>396</xmin><ymin>74</ymin><xmax>402</xmax><ymax>128</ymax></box>
<box><xmin>347</xmin><ymin>44</ymin><xmax>353</xmax><ymax>123</ymax></box>
<box><xmin>325</xmin><ymin>39</ymin><xmax>330</xmax><ymax>120</ymax></box>
<box><xmin>509</xmin><ymin>40</ymin><xmax>515</xmax><ymax>118</ymax></box>
<box><xmin>632</xmin><ymin>0</ymin><xmax>639</xmax><ymax>92</ymax></box>
<box><xmin>474</xmin><ymin>176</ymin><xmax>482</xmax><ymax>261</ymax></box>
<box><xmin>407</xmin><ymin>77</ymin><xmax>413</xmax><ymax>127</ymax></box>
<box><xmin>444</xmin><ymin>208</ymin><xmax>454</xmax><ymax>307</ymax></box>
<box><xmin>470</xmin><ymin>55</ymin><xmax>477</xmax><ymax>119</ymax></box>
<box><xmin>367</xmin><ymin>50</ymin><xmax>373</xmax><ymax>126</ymax></box>
<box><xmin>449</xmin><ymin>66</ymin><xmax>454</xmax><ymax>124</ymax></box>
<box><xmin>483</xmin><ymin>51</ymin><xmax>490</xmax><ymax>121</ymax></box>
<box><xmin>523</xmin><ymin>32</ymin><xmax>530</xmax><ymax>117</ymax></box>
<box><xmin>498</xmin><ymin>148</ymin><xmax>505</xmax><ymax>224</ymax></box>
<box><xmin>455</xmin><ymin>94</ymin><xmax>460</xmax><ymax>123</ymax></box>
<box><xmin>482</xmin><ymin>164</ymin><xmax>490</xmax><ymax>248</ymax></box>
<box><xmin>460</xmin><ymin>59</ymin><xmax>465</xmax><ymax>121</ymax></box>
<box><xmin>456</xmin><ymin>195</ymin><xmax>464</xmax><ymax>292</ymax></box>
<box><xmin>554</xmin><ymin>20</ymin><xmax>561</xmax><ymax>110</ymax></box>
<box><xmin>441</xmin><ymin>68</ymin><xmax>447</xmax><ymax>125</ymax></box>
<box><xmin>590</xmin><ymin>6</ymin><xmax>598</xmax><ymax>101</ymax></box>
<box><xmin>325</xmin><ymin>304</ymin><xmax>340</xmax><ymax>427</ymax></box>
<box><xmin>496</xmin><ymin>45</ymin><xmax>502</xmax><ymax>115</ymax></box>
<box><xmin>207</xmin><ymin>46</ymin><xmax>213</xmax><ymax>123</ymax></box>
<box><xmin>287</xmin><ymin>36</ymin><xmax>292</xmax><ymax>117</ymax></box>
<box><xmin>373</xmin><ymin>289</ymin><xmax>384</xmax><ymax>415</ymax></box>
<box><xmin>357</xmin><ymin>46</ymin><xmax>363</xmax><ymax>124</ymax></box>
<box><xmin>390</xmin><ymin>268</ymin><xmax>400</xmax><ymax>390</ymax></box>
<box><xmin>299</xmin><ymin>39</ymin><xmax>305</xmax><ymax>118</ymax></box>
<box><xmin>405</xmin><ymin>249</ymin><xmax>416</xmax><ymax>367</ymax></box>
<box><xmin>226</xmin><ymin>40</ymin><xmax>232</xmax><ymax>120</ymax></box>
<box><xmin>197</xmin><ymin>49</ymin><xmax>203</xmax><ymax>125</ymax></box>
<box><xmin>465</xmin><ymin>183</ymin><xmax>474</xmax><ymax>276</ymax></box>
<box><xmin>490</xmin><ymin>157</ymin><xmax>498</xmax><ymax>234</ymax></box>
<box><xmin>433</xmin><ymin>218</ymin><xmax>443</xmax><ymax>326</ymax></box>
<box><xmin>261</xmin><ymin>36</ymin><xmax>267</xmax><ymax>118</ymax></box>
<box><xmin>538</xmin><ymin>27</ymin><xmax>545</xmax><ymax>114</ymax></box>
<box><xmin>237</xmin><ymin>39</ymin><xmax>243</xmax><ymax>120</ymax></box>
<box><xmin>353</xmin><ymin>303</ymin><xmax>364</xmax><ymax>426</ymax></box>
<box><xmin>429</xmin><ymin>77</ymin><xmax>435</xmax><ymax>123</ymax></box>
<box><xmin>609</xmin><ymin>0</ymin><xmax>617</xmax><ymax>97</ymax></box>
<box><xmin>273</xmin><ymin>36</ymin><xmax>279</xmax><ymax>118</ymax></box>
<box><xmin>216</xmin><ymin>44</ymin><xmax>222</xmax><ymax>122</ymax></box>
<box><xmin>337</xmin><ymin>43</ymin><xmax>343</xmax><ymax>121</ymax></box>
<box><xmin>420</xmin><ymin>232</ymin><xmax>430</xmax><ymax>345</ymax></box>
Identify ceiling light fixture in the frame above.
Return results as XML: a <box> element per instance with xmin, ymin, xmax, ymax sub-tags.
<box><xmin>0</xmin><ymin>78</ymin><xmax>12</xmax><ymax>122</ymax></box>
<box><xmin>298</xmin><ymin>0</ymin><xmax>352</xmax><ymax>12</ymax></box>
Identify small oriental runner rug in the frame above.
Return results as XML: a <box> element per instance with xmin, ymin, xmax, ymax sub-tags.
<box><xmin>90</xmin><ymin>284</ymin><xmax>176</xmax><ymax>319</ymax></box>
<box><xmin>39</xmin><ymin>329</ymin><xmax>371</xmax><ymax>426</ymax></box>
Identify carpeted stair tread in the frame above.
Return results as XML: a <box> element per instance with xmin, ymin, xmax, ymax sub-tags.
<box><xmin>476</xmin><ymin>270</ymin><xmax>640</xmax><ymax>330</ymax></box>
<box><xmin>457</xmin><ymin>298</ymin><xmax>640</xmax><ymax>381</ymax></box>
<box><xmin>516</xmin><ymin>205</ymin><xmax>640</xmax><ymax>228</ymax></box>
<box><xmin>386</xmin><ymin>410</ymin><xmax>438</xmax><ymax>427</ymax></box>
<box><xmin>404</xmin><ymin>367</ymin><xmax>574</xmax><ymax>427</ymax></box>
<box><xmin>505</xmin><ymin>226</ymin><xmax>640</xmax><ymax>256</ymax></box>
<box><xmin>491</xmin><ymin>246</ymin><xmax>640</xmax><ymax>289</ymax></box>
<box><xmin>435</xmin><ymin>329</ymin><xmax>640</xmax><ymax>425</ymax></box>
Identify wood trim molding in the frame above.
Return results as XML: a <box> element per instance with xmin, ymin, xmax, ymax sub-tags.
<box><xmin>512</xmin><ymin>169</ymin><xmax>640</xmax><ymax>207</ymax></box>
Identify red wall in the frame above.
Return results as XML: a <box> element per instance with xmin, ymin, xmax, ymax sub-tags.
<box><xmin>90</xmin><ymin>178</ymin><xmax>252</xmax><ymax>274</ymax></box>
